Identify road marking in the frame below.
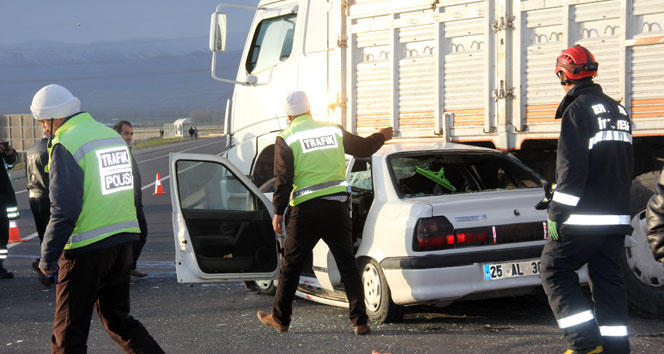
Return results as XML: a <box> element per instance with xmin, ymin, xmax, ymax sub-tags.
<box><xmin>137</xmin><ymin>139</ymin><xmax>223</xmax><ymax>163</ymax></box>
<box><xmin>7</xmin><ymin>232</ymin><xmax>38</xmax><ymax>249</ymax></box>
<box><xmin>13</xmin><ymin>139</ymin><xmax>223</xmax><ymax>195</ymax></box>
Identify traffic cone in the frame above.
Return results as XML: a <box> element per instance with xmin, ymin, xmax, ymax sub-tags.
<box><xmin>153</xmin><ymin>173</ymin><xmax>165</xmax><ymax>195</ymax></box>
<box><xmin>8</xmin><ymin>221</ymin><xmax>25</xmax><ymax>243</ymax></box>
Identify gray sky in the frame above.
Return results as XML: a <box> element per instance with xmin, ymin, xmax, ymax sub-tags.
<box><xmin>0</xmin><ymin>0</ymin><xmax>259</xmax><ymax>45</ymax></box>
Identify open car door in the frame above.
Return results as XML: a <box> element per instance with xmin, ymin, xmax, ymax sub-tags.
<box><xmin>170</xmin><ymin>152</ymin><xmax>279</xmax><ymax>283</ymax></box>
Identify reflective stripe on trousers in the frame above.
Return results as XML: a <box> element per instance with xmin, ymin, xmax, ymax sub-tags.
<box><xmin>599</xmin><ymin>325</ymin><xmax>628</xmax><ymax>336</ymax></box>
<box><xmin>557</xmin><ymin>310</ymin><xmax>594</xmax><ymax>328</ymax></box>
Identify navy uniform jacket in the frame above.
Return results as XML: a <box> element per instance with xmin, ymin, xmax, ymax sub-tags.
<box><xmin>549</xmin><ymin>81</ymin><xmax>634</xmax><ymax>235</ymax></box>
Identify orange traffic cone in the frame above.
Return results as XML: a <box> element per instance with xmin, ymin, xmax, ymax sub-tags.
<box><xmin>8</xmin><ymin>221</ymin><xmax>25</xmax><ymax>243</ymax></box>
<box><xmin>153</xmin><ymin>173</ymin><xmax>165</xmax><ymax>195</ymax></box>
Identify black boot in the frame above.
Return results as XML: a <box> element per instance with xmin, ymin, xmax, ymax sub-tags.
<box><xmin>0</xmin><ymin>260</ymin><xmax>14</xmax><ymax>279</ymax></box>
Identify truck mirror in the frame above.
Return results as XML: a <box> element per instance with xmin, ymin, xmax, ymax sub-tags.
<box><xmin>209</xmin><ymin>12</ymin><xmax>227</xmax><ymax>52</ymax></box>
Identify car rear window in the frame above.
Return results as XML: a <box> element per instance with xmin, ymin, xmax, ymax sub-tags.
<box><xmin>388</xmin><ymin>151</ymin><xmax>543</xmax><ymax>199</ymax></box>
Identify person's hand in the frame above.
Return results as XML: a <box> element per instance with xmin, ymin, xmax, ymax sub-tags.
<box><xmin>547</xmin><ymin>218</ymin><xmax>559</xmax><ymax>241</ymax></box>
<box><xmin>40</xmin><ymin>267</ymin><xmax>56</xmax><ymax>276</ymax></box>
<box><xmin>379</xmin><ymin>127</ymin><xmax>393</xmax><ymax>141</ymax></box>
<box><xmin>272</xmin><ymin>214</ymin><xmax>284</xmax><ymax>234</ymax></box>
<box><xmin>38</xmin><ymin>267</ymin><xmax>57</xmax><ymax>288</ymax></box>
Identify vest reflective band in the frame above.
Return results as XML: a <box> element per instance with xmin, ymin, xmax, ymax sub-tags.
<box><xmin>0</xmin><ymin>249</ymin><xmax>7</xmax><ymax>260</ymax></box>
<box><xmin>599</xmin><ymin>325</ymin><xmax>628</xmax><ymax>336</ymax></box>
<box><xmin>564</xmin><ymin>214</ymin><xmax>631</xmax><ymax>225</ymax></box>
<box><xmin>6</xmin><ymin>206</ymin><xmax>19</xmax><ymax>219</ymax></box>
<box><xmin>291</xmin><ymin>180</ymin><xmax>349</xmax><ymax>199</ymax></box>
<box><xmin>552</xmin><ymin>191</ymin><xmax>580</xmax><ymax>206</ymax></box>
<box><xmin>278</xmin><ymin>115</ymin><xmax>347</xmax><ymax>206</ymax></box>
<box><xmin>558</xmin><ymin>310</ymin><xmax>594</xmax><ymax>328</ymax></box>
<box><xmin>588</xmin><ymin>130</ymin><xmax>632</xmax><ymax>150</ymax></box>
<box><xmin>49</xmin><ymin>113</ymin><xmax>140</xmax><ymax>250</ymax></box>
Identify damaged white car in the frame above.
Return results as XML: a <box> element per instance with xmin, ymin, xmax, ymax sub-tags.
<box><xmin>169</xmin><ymin>142</ymin><xmax>573</xmax><ymax>322</ymax></box>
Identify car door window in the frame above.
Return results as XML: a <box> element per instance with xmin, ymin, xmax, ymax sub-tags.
<box><xmin>246</xmin><ymin>13</ymin><xmax>297</xmax><ymax>74</ymax></box>
<box><xmin>175</xmin><ymin>160</ymin><xmax>277</xmax><ymax>274</ymax></box>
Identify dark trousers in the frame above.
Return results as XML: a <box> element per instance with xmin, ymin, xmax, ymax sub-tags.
<box><xmin>272</xmin><ymin>198</ymin><xmax>368</xmax><ymax>327</ymax></box>
<box><xmin>29</xmin><ymin>196</ymin><xmax>50</xmax><ymax>243</ymax></box>
<box><xmin>0</xmin><ymin>210</ymin><xmax>7</xmax><ymax>266</ymax></box>
<box><xmin>131</xmin><ymin>236</ymin><xmax>147</xmax><ymax>270</ymax></box>
<box><xmin>541</xmin><ymin>229</ymin><xmax>630</xmax><ymax>354</ymax></box>
<box><xmin>52</xmin><ymin>242</ymin><xmax>163</xmax><ymax>354</ymax></box>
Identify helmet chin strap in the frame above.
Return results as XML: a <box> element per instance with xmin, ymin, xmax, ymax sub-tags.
<box><xmin>47</xmin><ymin>118</ymin><xmax>54</xmax><ymax>148</ymax></box>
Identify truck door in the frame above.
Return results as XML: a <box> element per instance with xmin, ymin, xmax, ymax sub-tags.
<box><xmin>170</xmin><ymin>152</ymin><xmax>279</xmax><ymax>283</ymax></box>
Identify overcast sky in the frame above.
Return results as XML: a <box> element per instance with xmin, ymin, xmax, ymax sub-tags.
<box><xmin>0</xmin><ymin>0</ymin><xmax>259</xmax><ymax>45</ymax></box>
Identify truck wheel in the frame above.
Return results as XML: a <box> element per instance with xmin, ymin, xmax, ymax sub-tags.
<box><xmin>360</xmin><ymin>258</ymin><xmax>403</xmax><ymax>323</ymax></box>
<box><xmin>623</xmin><ymin>171</ymin><xmax>664</xmax><ymax>317</ymax></box>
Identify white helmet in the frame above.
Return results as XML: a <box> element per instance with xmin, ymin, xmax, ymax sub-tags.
<box><xmin>283</xmin><ymin>91</ymin><xmax>310</xmax><ymax>117</ymax></box>
<box><xmin>30</xmin><ymin>84</ymin><xmax>81</xmax><ymax>120</ymax></box>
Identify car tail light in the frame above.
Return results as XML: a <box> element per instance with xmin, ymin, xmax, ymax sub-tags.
<box><xmin>413</xmin><ymin>216</ymin><xmax>491</xmax><ymax>251</ymax></box>
<box><xmin>414</xmin><ymin>218</ymin><xmax>546</xmax><ymax>252</ymax></box>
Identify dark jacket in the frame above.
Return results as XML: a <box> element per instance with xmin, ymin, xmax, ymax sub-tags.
<box><xmin>130</xmin><ymin>149</ymin><xmax>148</xmax><ymax>237</ymax></box>
<box><xmin>0</xmin><ymin>147</ymin><xmax>18</xmax><ymax>208</ymax></box>
<box><xmin>647</xmin><ymin>170</ymin><xmax>664</xmax><ymax>262</ymax></box>
<box><xmin>25</xmin><ymin>137</ymin><xmax>50</xmax><ymax>198</ymax></box>
<box><xmin>273</xmin><ymin>125</ymin><xmax>385</xmax><ymax>215</ymax></box>
<box><xmin>548</xmin><ymin>82</ymin><xmax>634</xmax><ymax>235</ymax></box>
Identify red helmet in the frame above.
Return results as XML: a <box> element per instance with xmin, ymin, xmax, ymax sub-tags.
<box><xmin>555</xmin><ymin>45</ymin><xmax>598</xmax><ymax>80</ymax></box>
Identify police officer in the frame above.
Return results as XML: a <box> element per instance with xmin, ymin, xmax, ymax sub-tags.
<box><xmin>0</xmin><ymin>138</ymin><xmax>18</xmax><ymax>279</ymax></box>
<box><xmin>26</xmin><ymin>136</ymin><xmax>51</xmax><ymax>271</ymax></box>
<box><xmin>540</xmin><ymin>45</ymin><xmax>633</xmax><ymax>354</ymax></box>
<box><xmin>257</xmin><ymin>91</ymin><xmax>392</xmax><ymax>335</ymax></box>
<box><xmin>113</xmin><ymin>120</ymin><xmax>149</xmax><ymax>278</ymax></box>
<box><xmin>32</xmin><ymin>84</ymin><xmax>163</xmax><ymax>353</ymax></box>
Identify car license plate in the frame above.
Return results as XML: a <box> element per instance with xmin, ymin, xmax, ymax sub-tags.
<box><xmin>483</xmin><ymin>259</ymin><xmax>541</xmax><ymax>280</ymax></box>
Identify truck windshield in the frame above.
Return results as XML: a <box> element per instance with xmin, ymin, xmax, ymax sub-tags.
<box><xmin>246</xmin><ymin>13</ymin><xmax>296</xmax><ymax>73</ymax></box>
<box><xmin>387</xmin><ymin>151</ymin><xmax>543</xmax><ymax>199</ymax></box>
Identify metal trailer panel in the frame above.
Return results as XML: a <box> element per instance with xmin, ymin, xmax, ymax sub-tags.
<box><xmin>345</xmin><ymin>0</ymin><xmax>664</xmax><ymax>148</ymax></box>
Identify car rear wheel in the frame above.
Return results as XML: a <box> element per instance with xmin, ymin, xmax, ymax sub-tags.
<box><xmin>360</xmin><ymin>258</ymin><xmax>403</xmax><ymax>323</ymax></box>
<box><xmin>622</xmin><ymin>171</ymin><xmax>664</xmax><ymax>317</ymax></box>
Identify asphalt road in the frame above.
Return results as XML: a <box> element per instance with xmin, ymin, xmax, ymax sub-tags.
<box><xmin>2</xmin><ymin>136</ymin><xmax>663</xmax><ymax>354</ymax></box>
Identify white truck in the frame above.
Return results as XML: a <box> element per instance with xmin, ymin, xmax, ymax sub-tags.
<box><xmin>197</xmin><ymin>0</ymin><xmax>663</xmax><ymax>317</ymax></box>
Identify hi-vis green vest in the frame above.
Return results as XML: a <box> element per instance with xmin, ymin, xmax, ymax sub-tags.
<box><xmin>278</xmin><ymin>115</ymin><xmax>348</xmax><ymax>206</ymax></box>
<box><xmin>48</xmin><ymin>113</ymin><xmax>140</xmax><ymax>250</ymax></box>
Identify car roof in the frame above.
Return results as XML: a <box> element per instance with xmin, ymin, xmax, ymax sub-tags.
<box><xmin>374</xmin><ymin>139</ymin><xmax>497</xmax><ymax>157</ymax></box>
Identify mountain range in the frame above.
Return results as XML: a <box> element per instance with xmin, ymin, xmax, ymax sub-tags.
<box><xmin>0</xmin><ymin>34</ymin><xmax>245</xmax><ymax>122</ymax></box>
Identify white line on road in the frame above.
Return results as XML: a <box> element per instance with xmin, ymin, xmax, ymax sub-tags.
<box><xmin>138</xmin><ymin>139</ymin><xmax>223</xmax><ymax>164</ymax></box>
<box><xmin>13</xmin><ymin>139</ymin><xmax>224</xmax><ymax>195</ymax></box>
<box><xmin>7</xmin><ymin>232</ymin><xmax>39</xmax><ymax>249</ymax></box>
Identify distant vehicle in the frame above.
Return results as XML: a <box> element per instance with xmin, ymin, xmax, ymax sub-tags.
<box><xmin>204</xmin><ymin>0</ymin><xmax>664</xmax><ymax>317</ymax></box>
<box><xmin>169</xmin><ymin>141</ymin><xmax>577</xmax><ymax>322</ymax></box>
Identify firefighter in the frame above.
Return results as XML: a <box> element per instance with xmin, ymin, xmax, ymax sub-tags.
<box><xmin>0</xmin><ymin>138</ymin><xmax>18</xmax><ymax>279</ymax></box>
<box><xmin>256</xmin><ymin>91</ymin><xmax>392</xmax><ymax>335</ymax></box>
<box><xmin>32</xmin><ymin>84</ymin><xmax>164</xmax><ymax>353</ymax></box>
<box><xmin>539</xmin><ymin>45</ymin><xmax>633</xmax><ymax>354</ymax></box>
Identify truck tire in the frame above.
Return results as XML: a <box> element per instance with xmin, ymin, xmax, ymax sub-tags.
<box><xmin>360</xmin><ymin>258</ymin><xmax>403</xmax><ymax>323</ymax></box>
<box><xmin>622</xmin><ymin>171</ymin><xmax>664</xmax><ymax>317</ymax></box>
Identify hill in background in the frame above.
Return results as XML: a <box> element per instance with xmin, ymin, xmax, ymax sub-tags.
<box><xmin>0</xmin><ymin>34</ymin><xmax>245</xmax><ymax>125</ymax></box>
